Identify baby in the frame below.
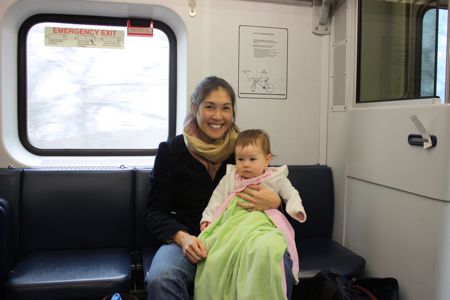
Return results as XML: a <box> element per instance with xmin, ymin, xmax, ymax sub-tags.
<box><xmin>195</xmin><ymin>129</ymin><xmax>307</xmax><ymax>300</ymax></box>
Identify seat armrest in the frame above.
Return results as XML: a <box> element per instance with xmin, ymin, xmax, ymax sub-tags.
<box><xmin>0</xmin><ymin>197</ymin><xmax>11</xmax><ymax>282</ymax></box>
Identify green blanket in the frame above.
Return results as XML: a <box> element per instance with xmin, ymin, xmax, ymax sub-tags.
<box><xmin>194</xmin><ymin>196</ymin><xmax>288</xmax><ymax>300</ymax></box>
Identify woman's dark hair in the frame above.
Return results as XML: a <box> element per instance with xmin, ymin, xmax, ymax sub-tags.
<box><xmin>185</xmin><ymin>76</ymin><xmax>237</xmax><ymax>124</ymax></box>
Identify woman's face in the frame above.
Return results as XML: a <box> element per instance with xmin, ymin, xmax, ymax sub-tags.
<box><xmin>195</xmin><ymin>87</ymin><xmax>234</xmax><ymax>142</ymax></box>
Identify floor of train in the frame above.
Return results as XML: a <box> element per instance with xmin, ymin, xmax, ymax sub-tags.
<box><xmin>0</xmin><ymin>277</ymin><xmax>313</xmax><ymax>300</ymax></box>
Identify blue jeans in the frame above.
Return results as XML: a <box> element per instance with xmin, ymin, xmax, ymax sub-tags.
<box><xmin>144</xmin><ymin>243</ymin><xmax>293</xmax><ymax>300</ymax></box>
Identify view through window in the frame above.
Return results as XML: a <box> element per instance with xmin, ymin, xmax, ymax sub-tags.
<box><xmin>358</xmin><ymin>1</ymin><xmax>447</xmax><ymax>102</ymax></box>
<box><xmin>20</xmin><ymin>16</ymin><xmax>174</xmax><ymax>154</ymax></box>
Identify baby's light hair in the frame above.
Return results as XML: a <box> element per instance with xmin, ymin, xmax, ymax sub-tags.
<box><xmin>235</xmin><ymin>129</ymin><xmax>272</xmax><ymax>155</ymax></box>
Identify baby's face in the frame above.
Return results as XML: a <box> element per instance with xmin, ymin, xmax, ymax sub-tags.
<box><xmin>235</xmin><ymin>143</ymin><xmax>271</xmax><ymax>179</ymax></box>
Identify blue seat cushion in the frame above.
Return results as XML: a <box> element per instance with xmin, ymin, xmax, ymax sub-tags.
<box><xmin>6</xmin><ymin>248</ymin><xmax>131</xmax><ymax>300</ymax></box>
<box><xmin>297</xmin><ymin>237</ymin><xmax>366</xmax><ymax>279</ymax></box>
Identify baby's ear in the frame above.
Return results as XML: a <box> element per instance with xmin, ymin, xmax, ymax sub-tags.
<box><xmin>265</xmin><ymin>154</ymin><xmax>272</xmax><ymax>166</ymax></box>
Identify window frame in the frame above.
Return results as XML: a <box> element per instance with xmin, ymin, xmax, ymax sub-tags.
<box><xmin>356</xmin><ymin>0</ymin><xmax>442</xmax><ymax>103</ymax></box>
<box><xmin>18</xmin><ymin>13</ymin><xmax>177</xmax><ymax>156</ymax></box>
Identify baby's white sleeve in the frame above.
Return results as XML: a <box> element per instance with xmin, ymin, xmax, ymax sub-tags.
<box><xmin>200</xmin><ymin>176</ymin><xmax>228</xmax><ymax>224</ymax></box>
<box><xmin>279</xmin><ymin>178</ymin><xmax>307</xmax><ymax>223</ymax></box>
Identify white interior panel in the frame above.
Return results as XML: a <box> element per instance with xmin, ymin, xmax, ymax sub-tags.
<box><xmin>346</xmin><ymin>101</ymin><xmax>450</xmax><ymax>300</ymax></box>
<box><xmin>346</xmin><ymin>177</ymin><xmax>450</xmax><ymax>300</ymax></box>
<box><xmin>0</xmin><ymin>0</ymin><xmax>326</xmax><ymax>167</ymax></box>
<box><xmin>348</xmin><ymin>103</ymin><xmax>450</xmax><ymax>201</ymax></box>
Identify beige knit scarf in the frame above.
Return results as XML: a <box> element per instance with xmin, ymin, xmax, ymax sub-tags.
<box><xmin>183</xmin><ymin>118</ymin><xmax>238</xmax><ymax>179</ymax></box>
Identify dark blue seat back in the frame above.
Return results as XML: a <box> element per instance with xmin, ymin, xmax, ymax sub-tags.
<box><xmin>134</xmin><ymin>168</ymin><xmax>154</xmax><ymax>250</ymax></box>
<box><xmin>20</xmin><ymin>169</ymin><xmax>135</xmax><ymax>252</ymax></box>
<box><xmin>286</xmin><ymin>165</ymin><xmax>334</xmax><ymax>239</ymax></box>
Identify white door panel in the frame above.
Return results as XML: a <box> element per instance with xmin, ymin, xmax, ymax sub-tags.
<box><xmin>346</xmin><ymin>102</ymin><xmax>450</xmax><ymax>300</ymax></box>
<box><xmin>348</xmin><ymin>103</ymin><xmax>450</xmax><ymax>201</ymax></box>
<box><xmin>346</xmin><ymin>177</ymin><xmax>450</xmax><ymax>300</ymax></box>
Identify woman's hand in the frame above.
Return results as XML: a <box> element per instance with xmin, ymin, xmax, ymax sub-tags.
<box><xmin>173</xmin><ymin>231</ymin><xmax>207</xmax><ymax>264</ymax></box>
<box><xmin>236</xmin><ymin>184</ymin><xmax>281</xmax><ymax>211</ymax></box>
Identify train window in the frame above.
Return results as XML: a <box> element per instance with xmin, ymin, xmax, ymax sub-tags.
<box><xmin>420</xmin><ymin>7</ymin><xmax>447</xmax><ymax>101</ymax></box>
<box><xmin>357</xmin><ymin>1</ymin><xmax>446</xmax><ymax>102</ymax></box>
<box><xmin>430</xmin><ymin>8</ymin><xmax>447</xmax><ymax>101</ymax></box>
<box><xmin>18</xmin><ymin>14</ymin><xmax>176</xmax><ymax>156</ymax></box>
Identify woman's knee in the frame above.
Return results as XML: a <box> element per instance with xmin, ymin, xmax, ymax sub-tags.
<box><xmin>145</xmin><ymin>262</ymin><xmax>195</xmax><ymax>300</ymax></box>
<box><xmin>145</xmin><ymin>266</ymin><xmax>173</xmax><ymax>290</ymax></box>
<box><xmin>144</xmin><ymin>250</ymin><xmax>196</xmax><ymax>290</ymax></box>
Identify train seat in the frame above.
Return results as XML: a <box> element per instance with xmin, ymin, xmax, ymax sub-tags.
<box><xmin>286</xmin><ymin>165</ymin><xmax>366</xmax><ymax>279</ymax></box>
<box><xmin>0</xmin><ymin>169</ymin><xmax>135</xmax><ymax>300</ymax></box>
<box><xmin>7</xmin><ymin>249</ymin><xmax>131</xmax><ymax>300</ymax></box>
<box><xmin>0</xmin><ymin>165</ymin><xmax>365</xmax><ymax>299</ymax></box>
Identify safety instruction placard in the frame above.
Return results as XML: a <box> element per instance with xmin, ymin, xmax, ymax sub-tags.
<box><xmin>45</xmin><ymin>27</ymin><xmax>125</xmax><ymax>49</ymax></box>
<box><xmin>238</xmin><ymin>25</ymin><xmax>288</xmax><ymax>99</ymax></box>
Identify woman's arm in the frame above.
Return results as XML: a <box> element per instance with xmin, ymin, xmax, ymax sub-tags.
<box><xmin>144</xmin><ymin>141</ymin><xmax>190</xmax><ymax>242</ymax></box>
<box><xmin>236</xmin><ymin>184</ymin><xmax>281</xmax><ymax>211</ymax></box>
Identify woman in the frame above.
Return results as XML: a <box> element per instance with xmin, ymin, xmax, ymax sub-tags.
<box><xmin>143</xmin><ymin>76</ymin><xmax>291</xmax><ymax>300</ymax></box>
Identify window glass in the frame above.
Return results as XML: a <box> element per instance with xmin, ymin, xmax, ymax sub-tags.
<box><xmin>436</xmin><ymin>9</ymin><xmax>448</xmax><ymax>101</ymax></box>
<box><xmin>421</xmin><ymin>9</ymin><xmax>437</xmax><ymax>97</ymax></box>
<box><xmin>19</xmin><ymin>15</ymin><xmax>176</xmax><ymax>155</ymax></box>
<box><xmin>358</xmin><ymin>0</ymin><xmax>442</xmax><ymax>102</ymax></box>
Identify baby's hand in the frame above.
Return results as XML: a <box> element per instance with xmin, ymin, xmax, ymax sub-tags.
<box><xmin>200</xmin><ymin>221</ymin><xmax>211</xmax><ymax>232</ymax></box>
<box><xmin>295</xmin><ymin>212</ymin><xmax>305</xmax><ymax>221</ymax></box>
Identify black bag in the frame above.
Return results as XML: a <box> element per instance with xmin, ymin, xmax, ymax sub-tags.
<box><xmin>352</xmin><ymin>277</ymin><xmax>399</xmax><ymax>300</ymax></box>
<box><xmin>307</xmin><ymin>270</ymin><xmax>399</xmax><ymax>300</ymax></box>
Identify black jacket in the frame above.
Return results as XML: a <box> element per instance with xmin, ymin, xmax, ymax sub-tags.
<box><xmin>144</xmin><ymin>134</ymin><xmax>234</xmax><ymax>245</ymax></box>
